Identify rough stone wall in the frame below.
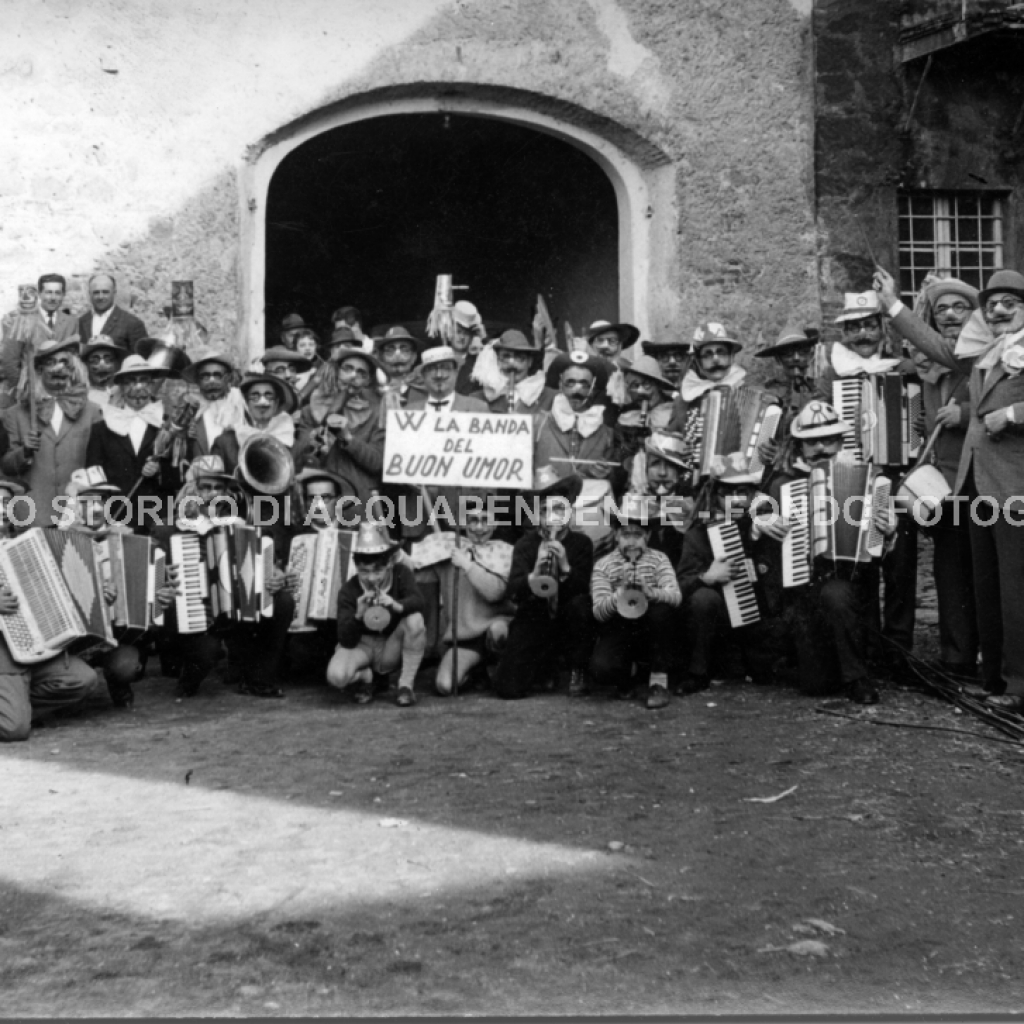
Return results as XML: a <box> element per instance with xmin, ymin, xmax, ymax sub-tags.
<box><xmin>814</xmin><ymin>0</ymin><xmax>1023</xmax><ymax>343</ymax></box>
<box><xmin>2</xmin><ymin>0</ymin><xmax>816</xmax><ymax>362</ymax></box>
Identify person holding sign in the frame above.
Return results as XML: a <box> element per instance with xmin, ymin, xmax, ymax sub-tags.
<box><xmin>493</xmin><ymin>468</ymin><xmax>594</xmax><ymax>700</ymax></box>
<box><xmin>328</xmin><ymin>521</ymin><xmax>426</xmax><ymax>707</ymax></box>
<box><xmin>434</xmin><ymin>500</ymin><xmax>515</xmax><ymax>696</ymax></box>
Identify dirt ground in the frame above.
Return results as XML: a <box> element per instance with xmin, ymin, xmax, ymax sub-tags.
<box><xmin>3</xmin><ymin>542</ymin><xmax>1024</xmax><ymax>1017</ymax></box>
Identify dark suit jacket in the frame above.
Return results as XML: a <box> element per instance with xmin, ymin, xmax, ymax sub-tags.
<box><xmin>85</xmin><ymin>418</ymin><xmax>170</xmax><ymax>505</ymax></box>
<box><xmin>35</xmin><ymin>310</ymin><xmax>80</xmax><ymax>343</ymax></box>
<box><xmin>79</xmin><ymin>306</ymin><xmax>147</xmax><ymax>351</ymax></box>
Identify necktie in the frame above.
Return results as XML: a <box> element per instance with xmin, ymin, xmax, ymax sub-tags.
<box><xmin>47</xmin><ymin>313</ymin><xmax>55</xmax><ymax>329</ymax></box>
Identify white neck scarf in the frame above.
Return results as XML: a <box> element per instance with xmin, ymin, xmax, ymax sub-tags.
<box><xmin>955</xmin><ymin>308</ymin><xmax>999</xmax><ymax>361</ymax></box>
<box><xmin>197</xmin><ymin>388</ymin><xmax>247</xmax><ymax>444</ymax></box>
<box><xmin>830</xmin><ymin>344</ymin><xmax>899</xmax><ymax>378</ymax></box>
<box><xmin>103</xmin><ymin>400</ymin><xmax>164</xmax><ymax>436</ymax></box>
<box><xmin>483</xmin><ymin>371</ymin><xmax>547</xmax><ymax>409</ymax></box>
<box><xmin>549</xmin><ymin>394</ymin><xmax>606</xmax><ymax>438</ymax></box>
<box><xmin>679</xmin><ymin>364</ymin><xmax>746</xmax><ymax>402</ymax></box>
<box><xmin>235</xmin><ymin>411</ymin><xmax>295</xmax><ymax>448</ymax></box>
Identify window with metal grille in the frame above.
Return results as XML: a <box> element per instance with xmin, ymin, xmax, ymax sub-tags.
<box><xmin>898</xmin><ymin>192</ymin><xmax>1004</xmax><ymax>303</ymax></box>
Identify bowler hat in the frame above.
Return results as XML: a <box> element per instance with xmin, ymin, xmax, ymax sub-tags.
<box><xmin>979</xmin><ymin>270</ymin><xmax>1024</xmax><ymax>307</ymax></box>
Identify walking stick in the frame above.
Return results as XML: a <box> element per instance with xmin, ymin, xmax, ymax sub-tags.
<box><xmin>451</xmin><ymin>522</ymin><xmax>461</xmax><ymax>698</ymax></box>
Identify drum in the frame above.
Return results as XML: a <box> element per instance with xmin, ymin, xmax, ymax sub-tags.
<box><xmin>896</xmin><ymin>465</ymin><xmax>951</xmax><ymax>524</ymax></box>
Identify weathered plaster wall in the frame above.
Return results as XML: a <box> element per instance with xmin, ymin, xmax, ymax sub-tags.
<box><xmin>2</xmin><ymin>0</ymin><xmax>815</xmax><ymax>360</ymax></box>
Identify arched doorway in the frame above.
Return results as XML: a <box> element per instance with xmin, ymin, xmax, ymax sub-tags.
<box><xmin>263</xmin><ymin>113</ymin><xmax>619</xmax><ymax>342</ymax></box>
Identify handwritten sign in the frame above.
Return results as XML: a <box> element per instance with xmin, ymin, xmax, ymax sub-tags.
<box><xmin>383</xmin><ymin>410</ymin><xmax>533</xmax><ymax>490</ymax></box>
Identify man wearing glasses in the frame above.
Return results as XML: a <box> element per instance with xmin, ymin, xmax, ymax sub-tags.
<box><xmin>876</xmin><ymin>268</ymin><xmax>1024</xmax><ymax>712</ymax></box>
<box><xmin>874</xmin><ymin>269</ymin><xmax>979</xmax><ymax>685</ymax></box>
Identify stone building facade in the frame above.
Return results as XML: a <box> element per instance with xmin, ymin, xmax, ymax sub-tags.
<box><xmin>6</xmin><ymin>0</ymin><xmax>1016</xmax><ymax>365</ymax></box>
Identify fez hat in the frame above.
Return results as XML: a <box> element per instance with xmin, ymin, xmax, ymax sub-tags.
<box><xmin>979</xmin><ymin>270</ymin><xmax>1024</xmax><ymax>307</ymax></box>
<box><xmin>238</xmin><ymin>372</ymin><xmax>298</xmax><ymax>415</ymax></box>
<box><xmin>790</xmin><ymin>400</ymin><xmax>853</xmax><ymax>440</ymax></box>
<box><xmin>585</xmin><ymin>320</ymin><xmax>640</xmax><ymax>349</ymax></box>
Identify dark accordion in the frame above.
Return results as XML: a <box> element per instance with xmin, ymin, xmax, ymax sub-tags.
<box><xmin>694</xmin><ymin>386</ymin><xmax>782</xmax><ymax>483</ymax></box>
<box><xmin>779</xmin><ymin>455</ymin><xmax>891</xmax><ymax>588</ymax></box>
<box><xmin>832</xmin><ymin>375</ymin><xmax>924</xmax><ymax>467</ymax></box>
<box><xmin>170</xmin><ymin>524</ymin><xmax>275</xmax><ymax>634</ymax></box>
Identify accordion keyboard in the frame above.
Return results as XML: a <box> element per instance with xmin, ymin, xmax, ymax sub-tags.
<box><xmin>170</xmin><ymin>533</ymin><xmax>208</xmax><ymax>634</ymax></box>
<box><xmin>780</xmin><ymin>480</ymin><xmax>811</xmax><ymax>588</ymax></box>
<box><xmin>708</xmin><ymin>522</ymin><xmax>760</xmax><ymax>628</ymax></box>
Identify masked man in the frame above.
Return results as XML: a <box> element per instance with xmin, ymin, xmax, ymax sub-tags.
<box><xmin>667</xmin><ymin>321</ymin><xmax>748</xmax><ymax>440</ymax></box>
<box><xmin>751</xmin><ymin>401</ymin><xmax>896</xmax><ymax>704</ymax></box>
<box><xmin>875</xmin><ymin>268</ymin><xmax>1024</xmax><ymax>709</ymax></box>
<box><xmin>613</xmin><ymin>354</ymin><xmax>676</xmax><ymax>480</ymax></box>
<box><xmin>814</xmin><ymin>291</ymin><xmax>919</xmax><ymax>675</ymax></box>
<box><xmin>470</xmin><ymin>330</ymin><xmax>556</xmax><ymax>418</ymax></box>
<box><xmin>81</xmin><ymin>335</ymin><xmax>129</xmax><ymax>407</ymax></box>
<box><xmin>211</xmin><ymin>373</ymin><xmax>297</xmax><ymax>474</ymax></box>
<box><xmin>375</xmin><ymin>327</ymin><xmax>424</xmax><ymax>407</ymax></box>
<box><xmin>493</xmin><ymin>470</ymin><xmax>594</xmax><ymax>700</ymax></box>
<box><xmin>873</xmin><ymin>268</ymin><xmax>978</xmax><ymax>682</ymax></box>
<box><xmin>0</xmin><ymin>476</ymin><xmax>99</xmax><ymax>741</ymax></box>
<box><xmin>1</xmin><ymin>338</ymin><xmax>102</xmax><ymax>526</ymax></box>
<box><xmin>585</xmin><ymin>320</ymin><xmax>640</xmax><ymax>362</ymax></box>
<box><xmin>588</xmin><ymin>492</ymin><xmax>681</xmax><ymax>710</ymax></box>
<box><xmin>181</xmin><ymin>347</ymin><xmax>246</xmax><ymax>461</ymax></box>
<box><xmin>641</xmin><ymin>336</ymin><xmax>691</xmax><ymax>397</ymax></box>
<box><xmin>755</xmin><ymin>327</ymin><xmax>819</xmax><ymax>432</ymax></box>
<box><xmin>261</xmin><ymin>346</ymin><xmax>312</xmax><ymax>394</ymax></box>
<box><xmin>85</xmin><ymin>354</ymin><xmax>176</xmax><ymax>516</ymax></box>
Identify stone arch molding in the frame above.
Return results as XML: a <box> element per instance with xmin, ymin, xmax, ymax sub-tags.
<box><xmin>239</xmin><ymin>85</ymin><xmax>676</xmax><ymax>356</ymax></box>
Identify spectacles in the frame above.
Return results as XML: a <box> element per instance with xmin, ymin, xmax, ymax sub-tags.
<box><xmin>934</xmin><ymin>302</ymin><xmax>971</xmax><ymax>315</ymax></box>
<box><xmin>985</xmin><ymin>297</ymin><xmax>1023</xmax><ymax>314</ymax></box>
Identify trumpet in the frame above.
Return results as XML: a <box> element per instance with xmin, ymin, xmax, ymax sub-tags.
<box><xmin>615</xmin><ymin>553</ymin><xmax>648</xmax><ymax>619</ymax></box>
<box><xmin>529</xmin><ymin>525</ymin><xmax>560</xmax><ymax>599</ymax></box>
<box><xmin>362</xmin><ymin>585</ymin><xmax>392</xmax><ymax>632</ymax></box>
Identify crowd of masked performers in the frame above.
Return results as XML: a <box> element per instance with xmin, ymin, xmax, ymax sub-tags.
<box><xmin>0</xmin><ymin>264</ymin><xmax>1022</xmax><ymax>744</ymax></box>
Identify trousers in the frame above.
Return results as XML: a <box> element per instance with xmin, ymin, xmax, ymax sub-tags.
<box><xmin>493</xmin><ymin>595</ymin><xmax>594</xmax><ymax>699</ymax></box>
<box><xmin>787</xmin><ymin>576</ymin><xmax>868</xmax><ymax>694</ymax></box>
<box><xmin>930</xmin><ymin>510</ymin><xmax>978</xmax><ymax>671</ymax></box>
<box><xmin>682</xmin><ymin>587</ymin><xmax>777</xmax><ymax>682</ymax></box>
<box><xmin>0</xmin><ymin>644</ymin><xmax>98</xmax><ymax>742</ymax></box>
<box><xmin>589</xmin><ymin>603</ymin><xmax>680</xmax><ymax>694</ymax></box>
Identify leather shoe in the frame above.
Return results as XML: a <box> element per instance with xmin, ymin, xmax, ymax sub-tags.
<box><xmin>646</xmin><ymin>686</ymin><xmax>669</xmax><ymax>710</ymax></box>
<box><xmin>396</xmin><ymin>687</ymin><xmax>417</xmax><ymax>707</ymax></box>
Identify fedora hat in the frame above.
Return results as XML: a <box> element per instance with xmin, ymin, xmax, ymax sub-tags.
<box><xmin>261</xmin><ymin>345</ymin><xmax>312</xmax><ymax>373</ymax></box>
<box><xmin>585</xmin><ymin>320</ymin><xmax>640</xmax><ymax>348</ymax></box>
<box><xmin>641</xmin><ymin>336</ymin><xmax>691</xmax><ymax>355</ymax></box>
<box><xmin>331</xmin><ymin>346</ymin><xmax>388</xmax><ymax>379</ymax></box>
<box><xmin>692</xmin><ymin>321</ymin><xmax>742</xmax><ymax>353</ymax></box>
<box><xmin>925</xmin><ymin>277</ymin><xmax>979</xmax><ymax>309</ymax></box>
<box><xmin>182</xmin><ymin>346</ymin><xmax>235</xmax><ymax>383</ymax></box>
<box><xmin>644</xmin><ymin>430</ymin><xmax>691</xmax><ymax>469</ymax></box>
<box><xmin>81</xmin><ymin>334</ymin><xmax>128</xmax><ymax>361</ymax></box>
<box><xmin>112</xmin><ymin>353</ymin><xmax>171</xmax><ymax>383</ymax></box>
<box><xmin>238</xmin><ymin>372</ymin><xmax>297</xmax><ymax>415</ymax></box>
<box><xmin>135</xmin><ymin>337</ymin><xmax>191</xmax><ymax>377</ymax></box>
<box><xmin>453</xmin><ymin>301</ymin><xmax>482</xmax><ymax>329</ymax></box>
<box><xmin>544</xmin><ymin>349</ymin><xmax>611</xmax><ymax>392</ymax></box>
<box><xmin>526</xmin><ymin>465</ymin><xmax>583</xmax><ymax>503</ymax></box>
<box><xmin>790</xmin><ymin>400</ymin><xmax>853</xmax><ymax>440</ymax></box>
<box><xmin>327</xmin><ymin>326</ymin><xmax>358</xmax><ymax>347</ymax></box>
<box><xmin>620</xmin><ymin>353</ymin><xmax>673</xmax><ymax>390</ymax></box>
<box><xmin>493</xmin><ymin>329</ymin><xmax>541</xmax><ymax>355</ymax></box>
<box><xmin>34</xmin><ymin>337</ymin><xmax>80</xmax><ymax>364</ymax></box>
<box><xmin>979</xmin><ymin>269</ymin><xmax>1024</xmax><ymax>307</ymax></box>
<box><xmin>612</xmin><ymin>492</ymin><xmax>660</xmax><ymax>527</ymax></box>
<box><xmin>281</xmin><ymin>313</ymin><xmax>306</xmax><ymax>331</ymax></box>
<box><xmin>835</xmin><ymin>291</ymin><xmax>883</xmax><ymax>324</ymax></box>
<box><xmin>375</xmin><ymin>325</ymin><xmax>424</xmax><ymax>354</ymax></box>
<box><xmin>755</xmin><ymin>326</ymin><xmax>818</xmax><ymax>360</ymax></box>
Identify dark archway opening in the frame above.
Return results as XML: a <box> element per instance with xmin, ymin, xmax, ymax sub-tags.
<box><xmin>265</xmin><ymin>112</ymin><xmax>619</xmax><ymax>343</ymax></box>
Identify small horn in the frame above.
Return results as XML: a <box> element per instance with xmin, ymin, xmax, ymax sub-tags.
<box><xmin>236</xmin><ymin>434</ymin><xmax>295</xmax><ymax>496</ymax></box>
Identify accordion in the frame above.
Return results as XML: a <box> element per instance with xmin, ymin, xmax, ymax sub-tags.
<box><xmin>286</xmin><ymin>528</ymin><xmax>355</xmax><ymax>633</ymax></box>
<box><xmin>169</xmin><ymin>524</ymin><xmax>275</xmax><ymax>635</ymax></box>
<box><xmin>0</xmin><ymin>528</ymin><xmax>114</xmax><ymax>664</ymax></box>
<box><xmin>779</xmin><ymin>455</ymin><xmax>891</xmax><ymax>587</ymax></box>
<box><xmin>707</xmin><ymin>522</ymin><xmax>761</xmax><ymax>628</ymax></box>
<box><xmin>832</xmin><ymin>374</ymin><xmax>924</xmax><ymax>466</ymax></box>
<box><xmin>101</xmin><ymin>533</ymin><xmax>167</xmax><ymax>645</ymax></box>
<box><xmin>695</xmin><ymin>386</ymin><xmax>782</xmax><ymax>483</ymax></box>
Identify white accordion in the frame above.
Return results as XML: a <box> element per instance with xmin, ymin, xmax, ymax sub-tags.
<box><xmin>286</xmin><ymin>528</ymin><xmax>355</xmax><ymax>633</ymax></box>
<box><xmin>833</xmin><ymin>375</ymin><xmax>924</xmax><ymax>467</ymax></box>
